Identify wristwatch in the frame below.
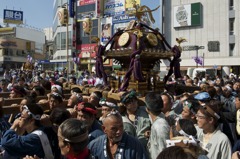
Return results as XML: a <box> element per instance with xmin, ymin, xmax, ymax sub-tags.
<box><xmin>176</xmin><ymin>6</ymin><xmax>188</xmax><ymax>26</ymax></box>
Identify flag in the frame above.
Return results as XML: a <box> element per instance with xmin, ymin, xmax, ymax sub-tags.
<box><xmin>192</xmin><ymin>56</ymin><xmax>203</xmax><ymax>65</ymax></box>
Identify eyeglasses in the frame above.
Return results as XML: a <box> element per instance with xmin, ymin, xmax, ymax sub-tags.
<box><xmin>195</xmin><ymin>114</ymin><xmax>207</xmax><ymax>119</ymax></box>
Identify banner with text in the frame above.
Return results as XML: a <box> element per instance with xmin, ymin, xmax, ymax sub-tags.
<box><xmin>3</xmin><ymin>9</ymin><xmax>23</xmax><ymax>24</ymax></box>
<box><xmin>104</xmin><ymin>0</ymin><xmax>125</xmax><ymax>16</ymax></box>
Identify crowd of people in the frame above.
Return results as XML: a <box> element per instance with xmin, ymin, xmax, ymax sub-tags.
<box><xmin>0</xmin><ymin>69</ymin><xmax>240</xmax><ymax>159</ymax></box>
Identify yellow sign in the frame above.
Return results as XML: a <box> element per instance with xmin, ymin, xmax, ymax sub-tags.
<box><xmin>125</xmin><ymin>0</ymin><xmax>140</xmax><ymax>14</ymax></box>
<box><xmin>0</xmin><ymin>27</ymin><xmax>14</xmax><ymax>32</ymax></box>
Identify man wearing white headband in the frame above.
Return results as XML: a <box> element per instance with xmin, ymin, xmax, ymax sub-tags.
<box><xmin>1</xmin><ymin>104</ymin><xmax>54</xmax><ymax>159</ymax></box>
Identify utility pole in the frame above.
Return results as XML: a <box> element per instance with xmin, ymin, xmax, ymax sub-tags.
<box><xmin>58</xmin><ymin>2</ymin><xmax>71</xmax><ymax>80</ymax></box>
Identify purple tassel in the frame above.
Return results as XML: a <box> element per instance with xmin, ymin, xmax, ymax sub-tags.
<box><xmin>133</xmin><ymin>55</ymin><xmax>144</xmax><ymax>81</ymax></box>
<box><xmin>164</xmin><ymin>45</ymin><xmax>182</xmax><ymax>83</ymax></box>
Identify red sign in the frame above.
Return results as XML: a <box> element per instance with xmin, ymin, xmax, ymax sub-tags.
<box><xmin>77</xmin><ymin>0</ymin><xmax>95</xmax><ymax>6</ymax></box>
<box><xmin>78</xmin><ymin>44</ymin><xmax>97</xmax><ymax>58</ymax></box>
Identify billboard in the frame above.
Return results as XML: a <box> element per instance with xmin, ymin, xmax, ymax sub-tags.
<box><xmin>78</xmin><ymin>44</ymin><xmax>97</xmax><ymax>58</ymax></box>
<box><xmin>101</xmin><ymin>17</ymin><xmax>112</xmax><ymax>43</ymax></box>
<box><xmin>3</xmin><ymin>9</ymin><xmax>23</xmax><ymax>24</ymax></box>
<box><xmin>173</xmin><ymin>2</ymin><xmax>202</xmax><ymax>27</ymax></box>
<box><xmin>101</xmin><ymin>23</ymin><xmax>111</xmax><ymax>42</ymax></box>
<box><xmin>125</xmin><ymin>0</ymin><xmax>140</xmax><ymax>15</ymax></box>
<box><xmin>112</xmin><ymin>14</ymin><xmax>136</xmax><ymax>34</ymax></box>
<box><xmin>77</xmin><ymin>0</ymin><xmax>95</xmax><ymax>6</ymax></box>
<box><xmin>104</xmin><ymin>0</ymin><xmax>125</xmax><ymax>16</ymax></box>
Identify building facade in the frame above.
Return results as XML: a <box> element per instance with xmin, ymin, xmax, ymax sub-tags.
<box><xmin>0</xmin><ymin>26</ymin><xmax>45</xmax><ymax>72</ymax></box>
<box><xmin>163</xmin><ymin>0</ymin><xmax>240</xmax><ymax>77</ymax></box>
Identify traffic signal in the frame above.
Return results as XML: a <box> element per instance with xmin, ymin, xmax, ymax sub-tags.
<box><xmin>82</xmin><ymin>18</ymin><xmax>92</xmax><ymax>34</ymax></box>
<box><xmin>58</xmin><ymin>8</ymin><xmax>69</xmax><ymax>25</ymax></box>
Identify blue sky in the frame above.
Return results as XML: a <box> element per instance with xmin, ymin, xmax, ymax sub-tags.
<box><xmin>0</xmin><ymin>0</ymin><xmax>53</xmax><ymax>29</ymax></box>
<box><xmin>141</xmin><ymin>0</ymin><xmax>162</xmax><ymax>30</ymax></box>
<box><xmin>0</xmin><ymin>0</ymin><xmax>162</xmax><ymax>30</ymax></box>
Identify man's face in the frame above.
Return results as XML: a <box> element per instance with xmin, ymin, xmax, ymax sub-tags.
<box><xmin>103</xmin><ymin>116</ymin><xmax>124</xmax><ymax>143</ymax></box>
<box><xmin>69</xmin><ymin>79</ymin><xmax>75</xmax><ymax>85</ymax></box>
<box><xmin>77</xmin><ymin>110</ymin><xmax>94</xmax><ymax>128</ymax></box>
<box><xmin>181</xmin><ymin>106</ymin><xmax>191</xmax><ymax>120</ymax></box>
<box><xmin>233</xmin><ymin>82</ymin><xmax>240</xmax><ymax>91</ymax></box>
<box><xmin>19</xmin><ymin>109</ymin><xmax>32</xmax><ymax>130</ymax></box>
<box><xmin>49</xmin><ymin>97</ymin><xmax>60</xmax><ymax>110</ymax></box>
<box><xmin>57</xmin><ymin>129</ymin><xmax>70</xmax><ymax>156</ymax></box>
<box><xmin>196</xmin><ymin>110</ymin><xmax>210</xmax><ymax>129</ymax></box>
<box><xmin>236</xmin><ymin>97</ymin><xmax>240</xmax><ymax>110</ymax></box>
<box><xmin>222</xmin><ymin>87</ymin><xmax>231</xmax><ymax>98</ymax></box>
<box><xmin>125</xmin><ymin>99</ymin><xmax>138</xmax><ymax>113</ymax></box>
<box><xmin>161</xmin><ymin>95</ymin><xmax>172</xmax><ymax>114</ymax></box>
<box><xmin>67</xmin><ymin>95</ymin><xmax>77</xmax><ymax>107</ymax></box>
<box><xmin>101</xmin><ymin>106</ymin><xmax>111</xmax><ymax>117</ymax></box>
<box><xmin>18</xmin><ymin>80</ymin><xmax>24</xmax><ymax>86</ymax></box>
<box><xmin>9</xmin><ymin>90</ymin><xmax>20</xmax><ymax>99</ymax></box>
<box><xmin>88</xmin><ymin>94</ymin><xmax>99</xmax><ymax>106</ymax></box>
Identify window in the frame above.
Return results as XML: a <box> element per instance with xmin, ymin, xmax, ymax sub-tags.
<box><xmin>229</xmin><ymin>44</ymin><xmax>235</xmax><ymax>56</ymax></box>
<box><xmin>229</xmin><ymin>18</ymin><xmax>235</xmax><ymax>35</ymax></box>
<box><xmin>56</xmin><ymin>33</ymin><xmax>61</xmax><ymax>50</ymax></box>
<box><xmin>60</xmin><ymin>31</ymin><xmax>71</xmax><ymax>50</ymax></box>
<box><xmin>229</xmin><ymin>0</ymin><xmax>234</xmax><ymax>10</ymax></box>
<box><xmin>61</xmin><ymin>32</ymin><xmax>66</xmax><ymax>50</ymax></box>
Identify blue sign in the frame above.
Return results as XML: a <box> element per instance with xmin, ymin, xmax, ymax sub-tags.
<box><xmin>3</xmin><ymin>9</ymin><xmax>23</xmax><ymax>24</ymax></box>
<box><xmin>38</xmin><ymin>60</ymin><xmax>50</xmax><ymax>64</ymax></box>
<box><xmin>104</xmin><ymin>0</ymin><xmax>125</xmax><ymax>16</ymax></box>
<box><xmin>69</xmin><ymin>0</ymin><xmax>75</xmax><ymax>18</ymax></box>
<box><xmin>112</xmin><ymin>15</ymin><xmax>136</xmax><ymax>23</ymax></box>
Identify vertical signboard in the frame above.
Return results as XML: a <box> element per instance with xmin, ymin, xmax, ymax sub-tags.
<box><xmin>3</xmin><ymin>9</ymin><xmax>23</xmax><ymax>24</ymax></box>
<box><xmin>104</xmin><ymin>0</ymin><xmax>125</xmax><ymax>16</ymax></box>
<box><xmin>69</xmin><ymin>0</ymin><xmax>75</xmax><ymax>18</ymax></box>
<box><xmin>173</xmin><ymin>2</ymin><xmax>202</xmax><ymax>27</ymax></box>
<box><xmin>191</xmin><ymin>3</ymin><xmax>201</xmax><ymax>26</ymax></box>
<box><xmin>101</xmin><ymin>17</ymin><xmax>112</xmax><ymax>43</ymax></box>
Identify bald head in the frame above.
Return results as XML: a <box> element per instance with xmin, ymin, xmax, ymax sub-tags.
<box><xmin>102</xmin><ymin>113</ymin><xmax>122</xmax><ymax>126</ymax></box>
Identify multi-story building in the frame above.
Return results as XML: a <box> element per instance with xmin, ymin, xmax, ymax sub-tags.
<box><xmin>52</xmin><ymin>0</ymin><xmax>73</xmax><ymax>71</ymax></box>
<box><xmin>163</xmin><ymin>0</ymin><xmax>240</xmax><ymax>77</ymax></box>
<box><xmin>0</xmin><ymin>26</ymin><xmax>45</xmax><ymax>72</ymax></box>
